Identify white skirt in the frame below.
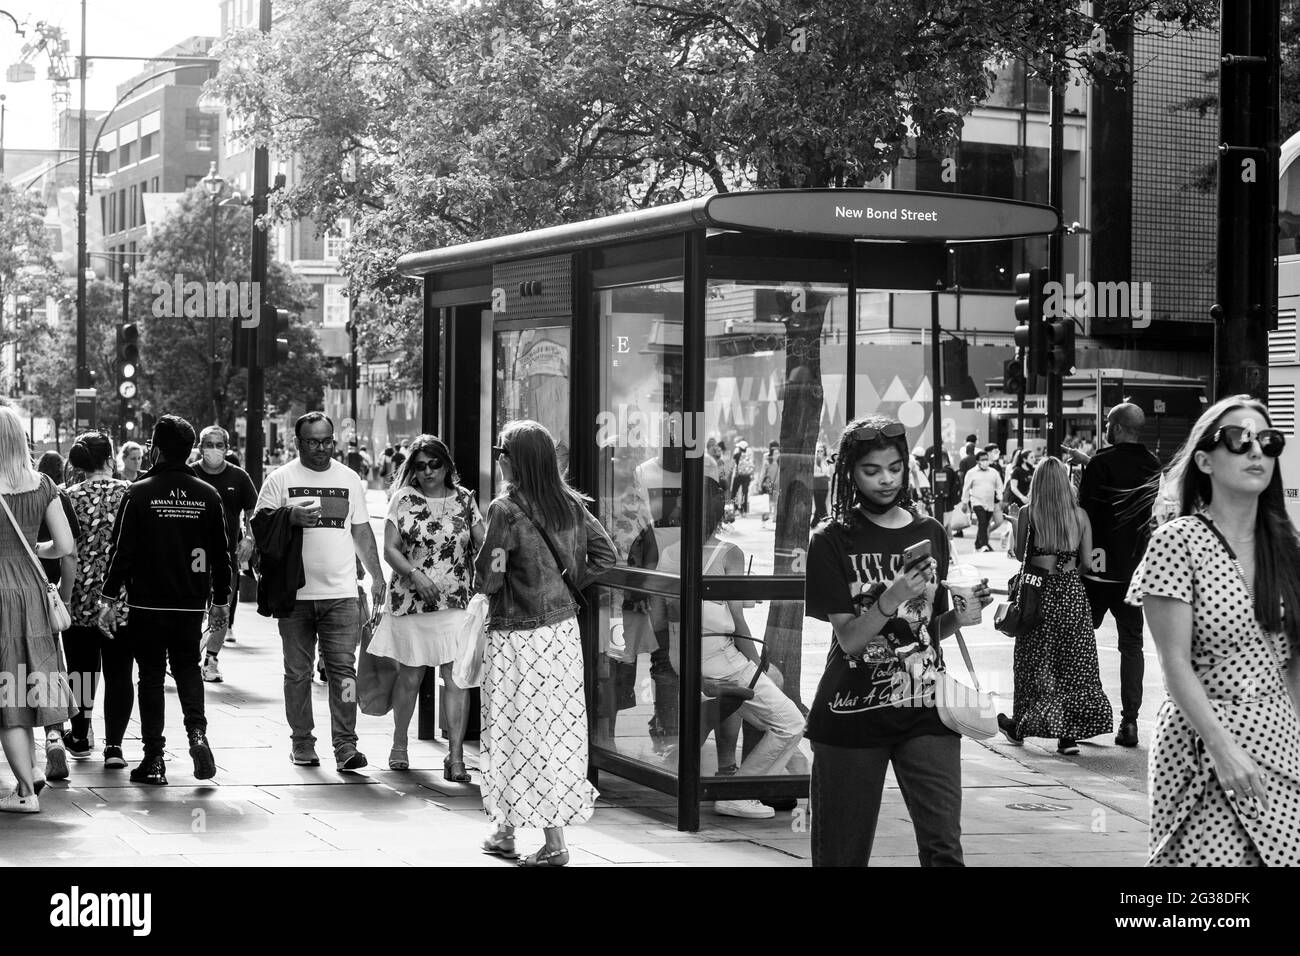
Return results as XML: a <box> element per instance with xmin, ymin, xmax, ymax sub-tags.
<box><xmin>368</xmin><ymin>608</ymin><xmax>467</xmax><ymax>668</ymax></box>
<box><xmin>480</xmin><ymin>617</ymin><xmax>598</xmax><ymax>828</ymax></box>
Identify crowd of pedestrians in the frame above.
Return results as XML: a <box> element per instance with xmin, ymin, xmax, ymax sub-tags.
<box><xmin>3</xmin><ymin>395</ymin><xmax>1298</xmax><ymax>871</ymax></box>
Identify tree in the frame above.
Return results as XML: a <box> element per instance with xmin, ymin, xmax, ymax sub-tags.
<box><xmin>129</xmin><ymin>188</ymin><xmax>326</xmax><ymax>435</ymax></box>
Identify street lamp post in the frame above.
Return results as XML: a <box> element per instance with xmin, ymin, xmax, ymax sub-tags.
<box><xmin>201</xmin><ymin>161</ymin><xmax>225</xmax><ymax>426</ymax></box>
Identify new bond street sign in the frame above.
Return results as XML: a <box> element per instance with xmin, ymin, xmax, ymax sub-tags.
<box><xmin>704</xmin><ymin>189</ymin><xmax>1060</xmax><ymax>242</ymax></box>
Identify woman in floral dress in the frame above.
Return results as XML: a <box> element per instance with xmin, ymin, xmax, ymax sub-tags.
<box><xmin>374</xmin><ymin>435</ymin><xmax>483</xmax><ymax>778</ymax></box>
<box><xmin>1128</xmin><ymin>396</ymin><xmax>1300</xmax><ymax>866</ymax></box>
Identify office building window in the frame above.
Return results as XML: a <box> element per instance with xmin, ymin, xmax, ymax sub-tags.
<box><xmin>129</xmin><ymin>186</ymin><xmax>138</xmax><ymax>228</ymax></box>
<box><xmin>151</xmin><ymin>176</ymin><xmax>160</xmax><ymax>192</ymax></box>
<box><xmin>322</xmin><ymin>284</ymin><xmax>350</xmax><ymax>327</ymax></box>
<box><xmin>185</xmin><ymin>174</ymin><xmax>202</xmax><ymax>190</ymax></box>
<box><xmin>186</xmin><ymin>110</ymin><xmax>217</xmax><ymax>151</ymax></box>
<box><xmin>324</xmin><ymin>219</ymin><xmax>352</xmax><ymax>261</ymax></box>
<box><xmin>119</xmin><ymin>142</ymin><xmax>134</xmax><ymax>167</ymax></box>
<box><xmin>139</xmin><ymin>132</ymin><xmax>157</xmax><ymax>160</ymax></box>
<box><xmin>104</xmin><ymin>196</ymin><xmax>113</xmax><ymax>236</ymax></box>
<box><xmin>118</xmin><ymin>190</ymin><xmax>127</xmax><ymax>234</ymax></box>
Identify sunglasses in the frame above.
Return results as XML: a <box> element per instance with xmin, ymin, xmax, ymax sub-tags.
<box><xmin>492</xmin><ymin>445</ymin><xmax>510</xmax><ymax>461</ymax></box>
<box><xmin>411</xmin><ymin>459</ymin><xmax>447</xmax><ymax>473</ymax></box>
<box><xmin>1200</xmin><ymin>426</ymin><xmax>1286</xmax><ymax>458</ymax></box>
<box><xmin>847</xmin><ymin>423</ymin><xmax>906</xmax><ymax>442</ymax></box>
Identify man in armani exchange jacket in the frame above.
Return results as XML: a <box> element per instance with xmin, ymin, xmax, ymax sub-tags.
<box><xmin>100</xmin><ymin>415</ymin><xmax>231</xmax><ymax>786</ymax></box>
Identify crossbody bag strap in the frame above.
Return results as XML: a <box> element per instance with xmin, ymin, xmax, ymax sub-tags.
<box><xmin>511</xmin><ymin>495</ymin><xmax>585</xmax><ymax>603</ymax></box>
<box><xmin>949</xmin><ymin>626</ymin><xmax>983</xmax><ymax>693</ymax></box>
<box><xmin>0</xmin><ymin>489</ymin><xmax>50</xmax><ymax>582</ymax></box>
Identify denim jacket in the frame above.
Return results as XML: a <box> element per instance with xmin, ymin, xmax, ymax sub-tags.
<box><xmin>473</xmin><ymin>493</ymin><xmax>616</xmax><ymax>630</ymax></box>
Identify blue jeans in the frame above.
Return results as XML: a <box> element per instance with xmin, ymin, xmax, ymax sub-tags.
<box><xmin>811</xmin><ymin>735</ymin><xmax>964</xmax><ymax>867</ymax></box>
<box><xmin>279</xmin><ymin>598</ymin><xmax>360</xmax><ymax>757</ymax></box>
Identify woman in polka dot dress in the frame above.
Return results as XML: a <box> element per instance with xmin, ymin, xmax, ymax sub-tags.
<box><xmin>1127</xmin><ymin>396</ymin><xmax>1300</xmax><ymax>867</ymax></box>
<box><xmin>999</xmin><ymin>458</ymin><xmax>1113</xmax><ymax>754</ymax></box>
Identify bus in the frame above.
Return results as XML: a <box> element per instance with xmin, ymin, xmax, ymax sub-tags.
<box><xmin>1276</xmin><ymin>131</ymin><xmax>1300</xmax><ymax>527</ymax></box>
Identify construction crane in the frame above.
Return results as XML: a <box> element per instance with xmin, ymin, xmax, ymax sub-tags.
<box><xmin>5</xmin><ymin>20</ymin><xmax>82</xmax><ymax>141</ymax></box>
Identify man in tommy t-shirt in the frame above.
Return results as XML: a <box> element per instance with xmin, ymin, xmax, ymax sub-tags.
<box><xmin>256</xmin><ymin>412</ymin><xmax>386</xmax><ymax>771</ymax></box>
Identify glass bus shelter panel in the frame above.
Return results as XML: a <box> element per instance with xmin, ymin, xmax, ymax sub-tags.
<box><xmin>594</xmin><ymin>584</ymin><xmax>681</xmax><ymax>770</ymax></box>
<box><xmin>494</xmin><ymin>326</ymin><xmax>572</xmax><ymax>477</ymax></box>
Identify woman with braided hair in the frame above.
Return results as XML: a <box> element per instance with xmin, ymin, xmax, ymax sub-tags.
<box><xmin>804</xmin><ymin>415</ymin><xmax>994</xmax><ymax>866</ymax></box>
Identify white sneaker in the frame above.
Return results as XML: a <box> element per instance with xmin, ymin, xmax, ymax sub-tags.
<box><xmin>0</xmin><ymin>788</ymin><xmax>40</xmax><ymax>813</ymax></box>
<box><xmin>714</xmin><ymin>799</ymin><xmax>775</xmax><ymax>820</ymax></box>
<box><xmin>201</xmin><ymin>655</ymin><xmax>223</xmax><ymax>683</ymax></box>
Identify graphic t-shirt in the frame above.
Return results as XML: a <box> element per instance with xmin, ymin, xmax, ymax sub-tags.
<box><xmin>195</xmin><ymin>463</ymin><xmax>258</xmax><ymax>554</ymax></box>
<box><xmin>256</xmin><ymin>458</ymin><xmax>370</xmax><ymax>599</ymax></box>
<box><xmin>804</xmin><ymin>510</ymin><xmax>953</xmax><ymax>747</ymax></box>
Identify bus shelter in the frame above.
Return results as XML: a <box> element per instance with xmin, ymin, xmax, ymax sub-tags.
<box><xmin>396</xmin><ymin>189</ymin><xmax>1058</xmax><ymax>830</ymax></box>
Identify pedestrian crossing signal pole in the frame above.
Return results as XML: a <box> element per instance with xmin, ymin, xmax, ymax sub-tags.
<box><xmin>1047</xmin><ymin>73</ymin><xmax>1066</xmax><ymax>457</ymax></box>
<box><xmin>244</xmin><ymin>0</ymin><xmax>273</xmax><ymax>489</ymax></box>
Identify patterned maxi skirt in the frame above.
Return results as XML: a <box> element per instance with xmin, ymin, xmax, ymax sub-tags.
<box><xmin>481</xmin><ymin>617</ymin><xmax>598</xmax><ymax>828</ymax></box>
<box><xmin>1010</xmin><ymin>569</ymin><xmax>1113</xmax><ymax>741</ymax></box>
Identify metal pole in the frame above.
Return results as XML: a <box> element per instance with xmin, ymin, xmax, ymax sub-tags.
<box><xmin>75</xmin><ymin>0</ymin><xmax>89</xmax><ymax>390</ymax></box>
<box><xmin>1016</xmin><ymin>346</ymin><xmax>1026</xmax><ymax>449</ymax></box>
<box><xmin>210</xmin><ymin>196</ymin><xmax>219</xmax><ymax>425</ymax></box>
<box><xmin>120</xmin><ymin>267</ymin><xmax>130</xmax><ymax>442</ymax></box>
<box><xmin>930</xmin><ymin>283</ymin><xmax>944</xmax><ymax>519</ymax></box>
<box><xmin>244</xmin><ymin>0</ymin><xmax>272</xmax><ymax>489</ymax></box>
<box><xmin>1047</xmin><ymin>76</ymin><xmax>1065</xmax><ymax>457</ymax></box>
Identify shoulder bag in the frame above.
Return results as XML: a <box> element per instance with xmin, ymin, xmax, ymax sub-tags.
<box><xmin>994</xmin><ymin>518</ymin><xmax>1045</xmax><ymax>638</ymax></box>
<box><xmin>511</xmin><ymin>495</ymin><xmax>589</xmax><ymax>611</ymax></box>
<box><xmin>0</xmin><ymin>490</ymin><xmax>73</xmax><ymax>632</ymax></box>
<box><xmin>934</xmin><ymin>626</ymin><xmax>997</xmax><ymax>739</ymax></box>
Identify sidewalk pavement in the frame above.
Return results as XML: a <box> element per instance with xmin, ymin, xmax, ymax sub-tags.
<box><xmin>0</xmin><ymin>495</ymin><xmax>1156</xmax><ymax>866</ymax></box>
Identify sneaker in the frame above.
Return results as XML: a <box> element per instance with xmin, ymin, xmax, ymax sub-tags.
<box><xmin>129</xmin><ymin>755</ymin><xmax>168</xmax><ymax>785</ymax></box>
<box><xmin>44</xmin><ymin>732</ymin><xmax>69</xmax><ymax>781</ymax></box>
<box><xmin>103</xmin><ymin>746</ymin><xmax>127</xmax><ymax>770</ymax></box>
<box><xmin>997</xmin><ymin>713</ymin><xmax>1024</xmax><ymax>746</ymax></box>
<box><xmin>1115</xmin><ymin>720</ymin><xmax>1139</xmax><ymax>748</ymax></box>
<box><xmin>1057</xmin><ymin>738</ymin><xmax>1080</xmax><ymax>755</ymax></box>
<box><xmin>290</xmin><ymin>742</ymin><xmax>320</xmax><ymax>766</ymax></box>
<box><xmin>224</xmin><ymin>629</ymin><xmax>236</xmax><ymax>644</ymax></box>
<box><xmin>189</xmin><ymin>731</ymin><xmax>217</xmax><ymax>780</ymax></box>
<box><xmin>201</xmin><ymin>654</ymin><xmax>223</xmax><ymax>683</ymax></box>
<box><xmin>0</xmin><ymin>788</ymin><xmax>40</xmax><ymax>813</ymax></box>
<box><xmin>63</xmin><ymin>730</ymin><xmax>94</xmax><ymax>760</ymax></box>
<box><xmin>336</xmin><ymin>748</ymin><xmax>368</xmax><ymax>772</ymax></box>
<box><xmin>715</xmin><ymin>799</ymin><xmax>775</xmax><ymax>820</ymax></box>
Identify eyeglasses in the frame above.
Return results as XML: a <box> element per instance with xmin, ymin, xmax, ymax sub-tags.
<box><xmin>1200</xmin><ymin>426</ymin><xmax>1286</xmax><ymax>458</ymax></box>
<box><xmin>847</xmin><ymin>423</ymin><xmax>906</xmax><ymax>442</ymax></box>
<box><xmin>411</xmin><ymin>459</ymin><xmax>447</xmax><ymax>473</ymax></box>
<box><xmin>302</xmin><ymin>438</ymin><xmax>337</xmax><ymax>450</ymax></box>
<box><xmin>492</xmin><ymin>445</ymin><xmax>510</xmax><ymax>461</ymax></box>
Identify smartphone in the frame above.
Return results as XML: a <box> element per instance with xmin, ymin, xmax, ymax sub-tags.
<box><xmin>901</xmin><ymin>539</ymin><xmax>933</xmax><ymax>574</ymax></box>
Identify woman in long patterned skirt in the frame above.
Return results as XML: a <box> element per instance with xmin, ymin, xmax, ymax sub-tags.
<box><xmin>473</xmin><ymin>420</ymin><xmax>616</xmax><ymax>866</ymax></box>
<box><xmin>998</xmin><ymin>458</ymin><xmax>1112</xmax><ymax>755</ymax></box>
<box><xmin>0</xmin><ymin>407</ymin><xmax>78</xmax><ymax>812</ymax></box>
<box><xmin>1128</xmin><ymin>396</ymin><xmax>1300</xmax><ymax>866</ymax></box>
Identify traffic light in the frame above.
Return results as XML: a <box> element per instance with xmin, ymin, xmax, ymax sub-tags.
<box><xmin>232</xmin><ymin>312</ymin><xmax>253</xmax><ymax>369</ymax></box>
<box><xmin>256</xmin><ymin>304</ymin><xmax>291</xmax><ymax>367</ymax></box>
<box><xmin>1047</xmin><ymin>318</ymin><xmax>1077</xmax><ymax>376</ymax></box>
<box><xmin>938</xmin><ymin>335</ymin><xmax>979</xmax><ymax>401</ymax></box>
<box><xmin>116</xmin><ymin>322</ymin><xmax>140</xmax><ymax>400</ymax></box>
<box><xmin>1002</xmin><ymin>358</ymin><xmax>1025</xmax><ymax>395</ymax></box>
<box><xmin>1013</xmin><ymin>267</ymin><xmax>1049</xmax><ymax>379</ymax></box>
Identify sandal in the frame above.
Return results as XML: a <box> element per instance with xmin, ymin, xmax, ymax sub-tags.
<box><xmin>519</xmin><ymin>845</ymin><xmax>569</xmax><ymax>868</ymax></box>
<box><xmin>443</xmin><ymin>755</ymin><xmax>471</xmax><ymax>783</ymax></box>
<box><xmin>482</xmin><ymin>833</ymin><xmax>519</xmax><ymax>860</ymax></box>
<box><xmin>388</xmin><ymin>746</ymin><xmax>409</xmax><ymax>771</ymax></box>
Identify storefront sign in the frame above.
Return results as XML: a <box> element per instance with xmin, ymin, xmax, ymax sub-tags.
<box><xmin>972</xmin><ymin>395</ymin><xmax>1047</xmax><ymax>414</ymax></box>
<box><xmin>705</xmin><ymin>190</ymin><xmax>1060</xmax><ymax>241</ymax></box>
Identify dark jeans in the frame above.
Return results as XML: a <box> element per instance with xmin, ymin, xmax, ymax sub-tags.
<box><xmin>811</xmin><ymin>735</ymin><xmax>964</xmax><ymax>867</ymax></box>
<box><xmin>129</xmin><ymin>609</ymin><xmax>206</xmax><ymax>758</ymax></box>
<box><xmin>278</xmin><ymin>598</ymin><xmax>360</xmax><ymax>756</ymax></box>
<box><xmin>972</xmin><ymin>505</ymin><xmax>993</xmax><ymax>550</ymax></box>
<box><xmin>1084</xmin><ymin>578</ymin><xmax>1145</xmax><ymax>722</ymax></box>
<box><xmin>732</xmin><ymin>474</ymin><xmax>751</xmax><ymax>513</ymax></box>
<box><xmin>62</xmin><ymin>623</ymin><xmax>135</xmax><ymax>746</ymax></box>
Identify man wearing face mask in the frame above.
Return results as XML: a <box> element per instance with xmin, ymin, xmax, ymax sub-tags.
<box><xmin>1077</xmin><ymin>403</ymin><xmax>1161</xmax><ymax>748</ymax></box>
<box><xmin>192</xmin><ymin>426</ymin><xmax>258</xmax><ymax>682</ymax></box>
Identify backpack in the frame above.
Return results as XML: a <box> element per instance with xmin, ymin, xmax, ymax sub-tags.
<box><xmin>736</xmin><ymin>454</ymin><xmax>754</xmax><ymax>477</ymax></box>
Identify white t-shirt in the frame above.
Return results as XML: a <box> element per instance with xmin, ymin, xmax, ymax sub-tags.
<box><xmin>256</xmin><ymin>458</ymin><xmax>370</xmax><ymax>599</ymax></box>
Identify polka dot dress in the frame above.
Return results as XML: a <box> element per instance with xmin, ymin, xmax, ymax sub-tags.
<box><xmin>1128</xmin><ymin>515</ymin><xmax>1300</xmax><ymax>867</ymax></box>
<box><xmin>1009</xmin><ymin>553</ymin><xmax>1114</xmax><ymax>742</ymax></box>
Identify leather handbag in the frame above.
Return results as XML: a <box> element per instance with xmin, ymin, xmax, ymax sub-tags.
<box><xmin>995</xmin><ymin>519</ymin><xmax>1045</xmax><ymax>638</ymax></box>
<box><xmin>0</xmin><ymin>490</ymin><xmax>73</xmax><ymax>632</ymax></box>
<box><xmin>934</xmin><ymin>626</ymin><xmax>997</xmax><ymax>739</ymax></box>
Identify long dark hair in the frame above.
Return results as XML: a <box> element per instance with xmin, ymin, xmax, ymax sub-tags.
<box><xmin>394</xmin><ymin>434</ymin><xmax>459</xmax><ymax>492</ymax></box>
<box><xmin>829</xmin><ymin>415</ymin><xmax>911</xmax><ymax>526</ymax></box>
<box><xmin>1163</xmin><ymin>394</ymin><xmax>1300</xmax><ymax>643</ymax></box>
<box><xmin>499</xmin><ymin>419</ymin><xmax>590</xmax><ymax>531</ymax></box>
<box><xmin>68</xmin><ymin>432</ymin><xmax>116</xmax><ymax>474</ymax></box>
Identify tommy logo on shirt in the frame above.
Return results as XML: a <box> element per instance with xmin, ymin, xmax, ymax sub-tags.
<box><xmin>288</xmin><ymin>487</ymin><xmax>349</xmax><ymax>529</ymax></box>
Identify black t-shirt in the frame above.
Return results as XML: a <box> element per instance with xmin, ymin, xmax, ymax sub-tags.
<box><xmin>195</xmin><ymin>464</ymin><xmax>258</xmax><ymax>554</ymax></box>
<box><xmin>1008</xmin><ymin>465</ymin><xmax>1032</xmax><ymax>502</ymax></box>
<box><xmin>37</xmin><ymin>488</ymin><xmax>81</xmax><ymax>585</ymax></box>
<box><xmin>804</xmin><ymin>509</ymin><xmax>954</xmax><ymax>747</ymax></box>
<box><xmin>1077</xmin><ymin>443</ymin><xmax>1162</xmax><ymax>583</ymax></box>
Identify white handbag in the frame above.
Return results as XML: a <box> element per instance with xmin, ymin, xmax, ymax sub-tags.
<box><xmin>0</xmin><ymin>491</ymin><xmax>73</xmax><ymax>632</ymax></box>
<box><xmin>934</xmin><ymin>627</ymin><xmax>997</xmax><ymax>739</ymax></box>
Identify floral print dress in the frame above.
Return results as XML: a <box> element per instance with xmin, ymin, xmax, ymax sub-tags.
<box><xmin>369</xmin><ymin>484</ymin><xmax>483</xmax><ymax>667</ymax></box>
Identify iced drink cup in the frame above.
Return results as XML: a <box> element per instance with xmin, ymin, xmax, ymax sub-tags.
<box><xmin>943</xmin><ymin>564</ymin><xmax>984</xmax><ymax>626</ymax></box>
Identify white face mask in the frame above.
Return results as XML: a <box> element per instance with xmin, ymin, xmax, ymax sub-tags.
<box><xmin>201</xmin><ymin>448</ymin><xmax>226</xmax><ymax>468</ymax></box>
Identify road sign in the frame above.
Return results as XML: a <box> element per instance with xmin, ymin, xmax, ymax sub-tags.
<box><xmin>118</xmin><ymin>381</ymin><xmax>137</xmax><ymax>399</ymax></box>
